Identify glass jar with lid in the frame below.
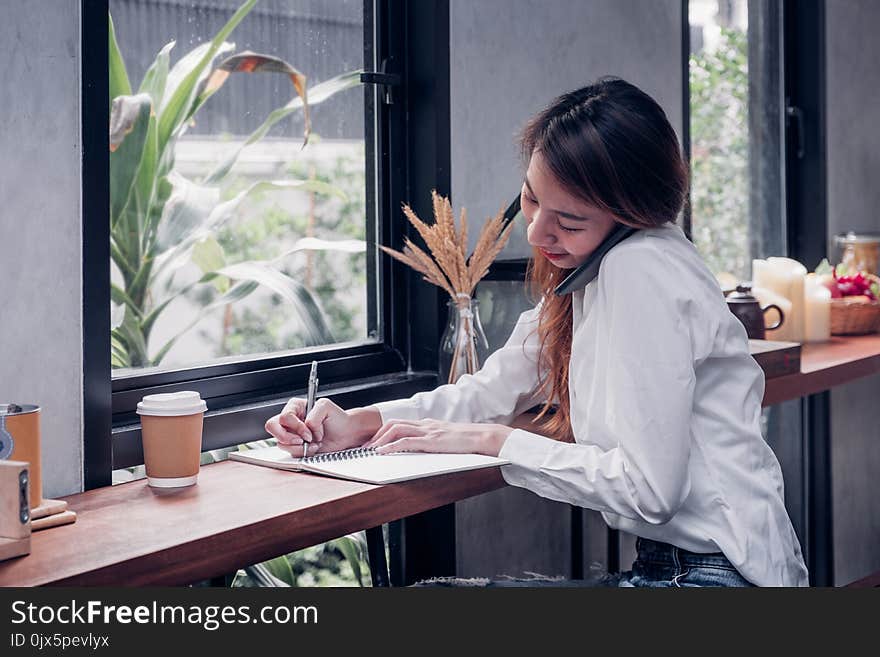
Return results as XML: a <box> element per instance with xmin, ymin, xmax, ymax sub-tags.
<box><xmin>834</xmin><ymin>231</ymin><xmax>880</xmax><ymax>274</ymax></box>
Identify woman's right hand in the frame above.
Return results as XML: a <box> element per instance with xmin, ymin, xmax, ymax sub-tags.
<box><xmin>264</xmin><ymin>398</ymin><xmax>381</xmax><ymax>457</ymax></box>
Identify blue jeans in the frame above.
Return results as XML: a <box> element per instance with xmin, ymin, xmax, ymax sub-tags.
<box><xmin>411</xmin><ymin>537</ymin><xmax>755</xmax><ymax>588</ymax></box>
<box><xmin>616</xmin><ymin>537</ymin><xmax>755</xmax><ymax>587</ymax></box>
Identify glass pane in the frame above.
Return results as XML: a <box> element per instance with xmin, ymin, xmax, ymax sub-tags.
<box><xmin>691</xmin><ymin>1</ymin><xmax>802</xmax><ymax>552</ymax></box>
<box><xmin>689</xmin><ymin>0</ymin><xmax>750</xmax><ymax>280</ymax></box>
<box><xmin>689</xmin><ymin>0</ymin><xmax>784</xmax><ymax>283</ymax></box>
<box><xmin>475</xmin><ymin>280</ymin><xmax>535</xmax><ymax>352</ymax></box>
<box><xmin>109</xmin><ymin>0</ymin><xmax>373</xmax><ymax>375</ymax></box>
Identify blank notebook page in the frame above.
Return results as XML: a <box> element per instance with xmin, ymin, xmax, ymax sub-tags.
<box><xmin>229</xmin><ymin>446</ymin><xmax>508</xmax><ymax>485</ymax></box>
<box><xmin>306</xmin><ymin>451</ymin><xmax>509</xmax><ymax>484</ymax></box>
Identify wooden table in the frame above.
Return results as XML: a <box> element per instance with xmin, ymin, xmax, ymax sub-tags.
<box><xmin>0</xmin><ymin>461</ymin><xmax>505</xmax><ymax>586</ymax></box>
<box><xmin>762</xmin><ymin>334</ymin><xmax>880</xmax><ymax>406</ymax></box>
<box><xmin>2</xmin><ymin>335</ymin><xmax>878</xmax><ymax>587</ymax></box>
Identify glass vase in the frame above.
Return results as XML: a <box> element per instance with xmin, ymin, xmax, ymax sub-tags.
<box><xmin>439</xmin><ymin>295</ymin><xmax>490</xmax><ymax>384</ymax></box>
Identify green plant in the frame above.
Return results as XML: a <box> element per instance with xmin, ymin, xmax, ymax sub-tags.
<box><xmin>690</xmin><ymin>27</ymin><xmax>749</xmax><ymax>279</ymax></box>
<box><xmin>201</xmin><ymin>143</ymin><xmax>368</xmax><ymax>357</ymax></box>
<box><xmin>231</xmin><ymin>534</ymin><xmax>372</xmax><ymax>587</ymax></box>
<box><xmin>109</xmin><ymin>0</ymin><xmax>364</xmax><ymax>368</ymax></box>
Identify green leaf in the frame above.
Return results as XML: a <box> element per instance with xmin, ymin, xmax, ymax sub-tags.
<box><xmin>262</xmin><ymin>556</ymin><xmax>296</xmax><ymax>586</ymax></box>
<box><xmin>273</xmin><ymin>237</ymin><xmax>365</xmax><ymax>263</ymax></box>
<box><xmin>110</xmin><ymin>238</ymin><xmax>136</xmax><ymax>278</ymax></box>
<box><xmin>138</xmin><ymin>40</ymin><xmax>175</xmax><ymax>110</ymax></box>
<box><xmin>332</xmin><ymin>536</ymin><xmax>364</xmax><ymax>587</ymax></box>
<box><xmin>814</xmin><ymin>258</ymin><xmax>834</xmax><ymax>277</ymax></box>
<box><xmin>152</xmin><ymin>177</ymin><xmax>344</xmax><ymax>282</ymax></box>
<box><xmin>160</xmin><ymin>41</ymin><xmax>234</xmax><ymax>116</ymax></box>
<box><xmin>108</xmin><ymin>13</ymin><xmax>132</xmax><ymax>104</ymax></box>
<box><xmin>192</xmin><ymin>237</ymin><xmax>229</xmax><ymax>293</ymax></box>
<box><xmin>214</xmin><ymin>261</ymin><xmax>334</xmax><ymax>345</ymax></box>
<box><xmin>109</xmin><ymin>94</ymin><xmax>152</xmax><ymax>229</ymax></box>
<box><xmin>110</xmin><ymin>331</ymin><xmax>130</xmax><ymax>369</ymax></box>
<box><xmin>125</xmin><ymin>113</ymin><xmax>160</xmax><ymax>255</ymax></box>
<box><xmin>157</xmin><ymin>0</ymin><xmax>257</xmax><ymax>153</ymax></box>
<box><xmin>154</xmin><ymin>171</ymin><xmax>221</xmax><ymax>252</ymax></box>
<box><xmin>116</xmin><ymin>309</ymin><xmax>149</xmax><ymax>367</ymax></box>
<box><xmin>110</xmin><ymin>283</ymin><xmax>142</xmax><ymax>319</ymax></box>
<box><xmin>149</xmin><ymin>278</ymin><xmax>259</xmax><ymax>365</ymax></box>
<box><xmin>192</xmin><ymin>236</ymin><xmax>227</xmax><ymax>273</ymax></box>
<box><xmin>203</xmin><ymin>69</ymin><xmax>363</xmax><ymax>184</ymax></box>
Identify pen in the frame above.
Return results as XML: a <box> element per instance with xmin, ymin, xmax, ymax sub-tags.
<box><xmin>304</xmin><ymin>361</ymin><xmax>319</xmax><ymax>459</ymax></box>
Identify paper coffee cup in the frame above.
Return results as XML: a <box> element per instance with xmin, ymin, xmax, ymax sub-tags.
<box><xmin>136</xmin><ymin>392</ymin><xmax>207</xmax><ymax>488</ymax></box>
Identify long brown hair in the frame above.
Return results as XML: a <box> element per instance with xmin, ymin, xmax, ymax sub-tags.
<box><xmin>520</xmin><ymin>77</ymin><xmax>689</xmax><ymax>441</ymax></box>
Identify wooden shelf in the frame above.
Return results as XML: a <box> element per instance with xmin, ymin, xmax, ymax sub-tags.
<box><xmin>762</xmin><ymin>334</ymin><xmax>880</xmax><ymax>406</ymax></box>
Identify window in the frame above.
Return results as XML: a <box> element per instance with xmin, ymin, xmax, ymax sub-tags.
<box><xmin>688</xmin><ymin>0</ymin><xmax>785</xmax><ymax>282</ymax></box>
<box><xmin>109</xmin><ymin>0</ymin><xmax>373</xmax><ymax>374</ymax></box>
<box><xmin>86</xmin><ymin>0</ymin><xmax>447</xmax><ymax>483</ymax></box>
<box><xmin>688</xmin><ymin>0</ymin><xmax>834</xmax><ymax>579</ymax></box>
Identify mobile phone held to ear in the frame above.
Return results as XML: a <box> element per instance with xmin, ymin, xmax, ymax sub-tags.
<box><xmin>554</xmin><ymin>224</ymin><xmax>639</xmax><ymax>296</ymax></box>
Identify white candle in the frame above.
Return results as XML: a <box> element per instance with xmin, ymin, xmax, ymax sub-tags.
<box><xmin>752</xmin><ymin>257</ymin><xmax>808</xmax><ymax>342</ymax></box>
<box><xmin>804</xmin><ymin>275</ymin><xmax>831</xmax><ymax>342</ymax></box>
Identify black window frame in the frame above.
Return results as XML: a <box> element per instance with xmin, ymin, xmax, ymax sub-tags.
<box><xmin>83</xmin><ymin>0</ymin><xmax>451</xmax><ymax>486</ymax></box>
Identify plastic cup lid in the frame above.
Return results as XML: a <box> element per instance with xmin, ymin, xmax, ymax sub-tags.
<box><xmin>136</xmin><ymin>391</ymin><xmax>207</xmax><ymax>417</ymax></box>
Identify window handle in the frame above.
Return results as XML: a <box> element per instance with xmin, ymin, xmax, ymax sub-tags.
<box><xmin>361</xmin><ymin>59</ymin><xmax>401</xmax><ymax>105</ymax></box>
<box><xmin>786</xmin><ymin>104</ymin><xmax>805</xmax><ymax>159</ymax></box>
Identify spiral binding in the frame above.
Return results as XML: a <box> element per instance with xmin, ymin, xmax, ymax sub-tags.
<box><xmin>302</xmin><ymin>446</ymin><xmax>380</xmax><ymax>464</ymax></box>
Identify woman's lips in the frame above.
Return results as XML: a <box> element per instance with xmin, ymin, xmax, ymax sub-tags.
<box><xmin>539</xmin><ymin>248</ymin><xmax>567</xmax><ymax>261</ymax></box>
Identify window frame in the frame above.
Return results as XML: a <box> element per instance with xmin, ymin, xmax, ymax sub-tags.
<box><xmin>685</xmin><ymin>0</ymin><xmax>830</xmax><ymax>586</ymax></box>
<box><xmin>84</xmin><ymin>0</ymin><xmax>450</xmax><ymax>483</ymax></box>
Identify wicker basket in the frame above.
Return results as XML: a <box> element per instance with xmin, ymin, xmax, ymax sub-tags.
<box><xmin>829</xmin><ymin>273</ymin><xmax>880</xmax><ymax>335</ymax></box>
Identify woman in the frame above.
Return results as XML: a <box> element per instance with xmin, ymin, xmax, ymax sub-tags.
<box><xmin>265</xmin><ymin>77</ymin><xmax>809</xmax><ymax>587</ymax></box>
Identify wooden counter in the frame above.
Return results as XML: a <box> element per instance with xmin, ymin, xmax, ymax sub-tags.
<box><xmin>1</xmin><ymin>335</ymin><xmax>878</xmax><ymax>586</ymax></box>
<box><xmin>762</xmin><ymin>334</ymin><xmax>880</xmax><ymax>406</ymax></box>
<box><xmin>0</xmin><ymin>461</ymin><xmax>505</xmax><ymax>587</ymax></box>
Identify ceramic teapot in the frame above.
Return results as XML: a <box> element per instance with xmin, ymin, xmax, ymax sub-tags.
<box><xmin>725</xmin><ymin>284</ymin><xmax>784</xmax><ymax>340</ymax></box>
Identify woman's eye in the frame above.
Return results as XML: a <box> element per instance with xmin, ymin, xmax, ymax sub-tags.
<box><xmin>558</xmin><ymin>221</ymin><xmax>583</xmax><ymax>233</ymax></box>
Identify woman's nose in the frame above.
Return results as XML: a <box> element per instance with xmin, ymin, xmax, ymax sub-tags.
<box><xmin>527</xmin><ymin>208</ymin><xmax>557</xmax><ymax>245</ymax></box>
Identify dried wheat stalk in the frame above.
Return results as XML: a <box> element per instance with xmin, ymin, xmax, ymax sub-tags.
<box><xmin>379</xmin><ymin>190</ymin><xmax>513</xmax><ymax>304</ymax></box>
<box><xmin>379</xmin><ymin>191</ymin><xmax>514</xmax><ymax>383</ymax></box>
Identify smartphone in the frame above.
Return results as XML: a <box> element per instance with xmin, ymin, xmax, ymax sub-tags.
<box><xmin>554</xmin><ymin>223</ymin><xmax>639</xmax><ymax>296</ymax></box>
<box><xmin>497</xmin><ymin>195</ymin><xmax>639</xmax><ymax>295</ymax></box>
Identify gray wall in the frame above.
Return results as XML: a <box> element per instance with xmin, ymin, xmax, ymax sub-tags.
<box><xmin>0</xmin><ymin>1</ymin><xmax>83</xmax><ymax>499</ymax></box>
<box><xmin>450</xmin><ymin>0</ymin><xmax>683</xmax><ymax>578</ymax></box>
<box><xmin>825</xmin><ymin>0</ymin><xmax>880</xmax><ymax>586</ymax></box>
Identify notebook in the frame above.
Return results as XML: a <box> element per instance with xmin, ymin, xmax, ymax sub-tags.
<box><xmin>228</xmin><ymin>445</ymin><xmax>509</xmax><ymax>485</ymax></box>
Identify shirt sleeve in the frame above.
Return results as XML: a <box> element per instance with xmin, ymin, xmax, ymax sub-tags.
<box><xmin>373</xmin><ymin>304</ymin><xmax>546</xmax><ymax>426</ymax></box>
<box><xmin>499</xmin><ymin>245</ymin><xmax>701</xmax><ymax>525</ymax></box>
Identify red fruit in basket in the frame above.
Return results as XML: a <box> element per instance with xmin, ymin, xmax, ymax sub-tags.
<box><xmin>836</xmin><ymin>279</ymin><xmax>860</xmax><ymax>296</ymax></box>
<box><xmin>822</xmin><ymin>278</ymin><xmax>843</xmax><ymax>298</ymax></box>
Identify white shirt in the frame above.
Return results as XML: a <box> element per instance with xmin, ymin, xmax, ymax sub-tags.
<box><xmin>375</xmin><ymin>222</ymin><xmax>809</xmax><ymax>587</ymax></box>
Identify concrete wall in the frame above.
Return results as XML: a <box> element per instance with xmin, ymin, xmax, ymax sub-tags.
<box><xmin>0</xmin><ymin>1</ymin><xmax>83</xmax><ymax>499</ymax></box>
<box><xmin>825</xmin><ymin>0</ymin><xmax>880</xmax><ymax>586</ymax></box>
<box><xmin>449</xmin><ymin>0</ymin><xmax>683</xmax><ymax>578</ymax></box>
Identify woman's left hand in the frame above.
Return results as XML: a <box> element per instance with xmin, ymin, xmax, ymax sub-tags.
<box><xmin>363</xmin><ymin>419</ymin><xmax>514</xmax><ymax>457</ymax></box>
